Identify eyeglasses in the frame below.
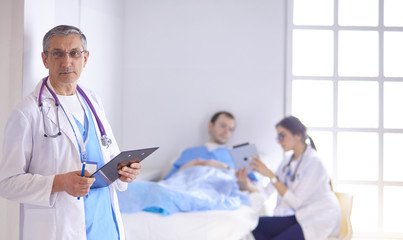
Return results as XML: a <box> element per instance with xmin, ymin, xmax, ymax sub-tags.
<box><xmin>276</xmin><ymin>133</ymin><xmax>286</xmax><ymax>142</ymax></box>
<box><xmin>45</xmin><ymin>49</ymin><xmax>87</xmax><ymax>59</ymax></box>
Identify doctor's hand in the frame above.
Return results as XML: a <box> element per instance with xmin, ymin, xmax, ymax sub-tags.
<box><xmin>118</xmin><ymin>162</ymin><xmax>142</xmax><ymax>183</ymax></box>
<box><xmin>52</xmin><ymin>171</ymin><xmax>95</xmax><ymax>197</ymax></box>
<box><xmin>250</xmin><ymin>157</ymin><xmax>275</xmax><ymax>178</ymax></box>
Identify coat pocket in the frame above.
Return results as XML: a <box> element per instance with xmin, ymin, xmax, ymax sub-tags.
<box><xmin>23</xmin><ymin>208</ymin><xmax>56</xmax><ymax>240</ymax></box>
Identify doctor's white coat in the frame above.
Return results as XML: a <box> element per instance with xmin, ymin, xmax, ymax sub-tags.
<box><xmin>0</xmin><ymin>79</ymin><xmax>127</xmax><ymax>240</ymax></box>
<box><xmin>264</xmin><ymin>145</ymin><xmax>341</xmax><ymax>240</ymax></box>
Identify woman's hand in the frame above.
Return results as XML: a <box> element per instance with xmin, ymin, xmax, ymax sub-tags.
<box><xmin>119</xmin><ymin>162</ymin><xmax>142</xmax><ymax>183</ymax></box>
<box><xmin>250</xmin><ymin>157</ymin><xmax>275</xmax><ymax>178</ymax></box>
<box><xmin>250</xmin><ymin>157</ymin><xmax>288</xmax><ymax>196</ymax></box>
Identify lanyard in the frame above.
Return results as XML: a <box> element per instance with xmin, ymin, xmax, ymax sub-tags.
<box><xmin>60</xmin><ymin>94</ymin><xmax>90</xmax><ymax>163</ymax></box>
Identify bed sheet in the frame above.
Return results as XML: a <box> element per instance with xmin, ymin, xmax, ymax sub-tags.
<box><xmin>121</xmin><ymin>192</ymin><xmax>263</xmax><ymax>240</ymax></box>
<box><xmin>118</xmin><ymin>166</ymin><xmax>250</xmax><ymax>215</ymax></box>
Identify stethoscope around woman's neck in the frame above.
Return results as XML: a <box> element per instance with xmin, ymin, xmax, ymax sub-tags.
<box><xmin>38</xmin><ymin>76</ymin><xmax>112</xmax><ymax>148</ymax></box>
<box><xmin>282</xmin><ymin>144</ymin><xmax>307</xmax><ymax>182</ymax></box>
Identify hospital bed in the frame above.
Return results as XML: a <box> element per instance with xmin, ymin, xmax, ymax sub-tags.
<box><xmin>118</xmin><ymin>167</ymin><xmax>264</xmax><ymax>240</ymax></box>
<box><xmin>121</xmin><ymin>192</ymin><xmax>262</xmax><ymax>240</ymax></box>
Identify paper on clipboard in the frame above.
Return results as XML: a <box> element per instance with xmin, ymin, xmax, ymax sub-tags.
<box><xmin>229</xmin><ymin>143</ymin><xmax>258</xmax><ymax>173</ymax></box>
<box><xmin>91</xmin><ymin>147</ymin><xmax>158</xmax><ymax>188</ymax></box>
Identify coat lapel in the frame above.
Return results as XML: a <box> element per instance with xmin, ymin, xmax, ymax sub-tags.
<box><xmin>34</xmin><ymin>80</ymin><xmax>80</xmax><ymax>157</ymax></box>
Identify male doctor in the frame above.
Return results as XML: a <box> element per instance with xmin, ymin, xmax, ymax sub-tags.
<box><xmin>0</xmin><ymin>25</ymin><xmax>141</xmax><ymax>240</ymax></box>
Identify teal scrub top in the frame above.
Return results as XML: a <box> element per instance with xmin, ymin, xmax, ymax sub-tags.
<box><xmin>73</xmin><ymin>100</ymin><xmax>119</xmax><ymax>240</ymax></box>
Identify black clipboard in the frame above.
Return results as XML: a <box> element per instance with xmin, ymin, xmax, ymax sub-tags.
<box><xmin>229</xmin><ymin>143</ymin><xmax>258</xmax><ymax>173</ymax></box>
<box><xmin>91</xmin><ymin>147</ymin><xmax>158</xmax><ymax>188</ymax></box>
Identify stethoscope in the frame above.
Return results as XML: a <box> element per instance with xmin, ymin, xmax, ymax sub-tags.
<box><xmin>38</xmin><ymin>76</ymin><xmax>112</xmax><ymax>148</ymax></box>
<box><xmin>282</xmin><ymin>146</ymin><xmax>306</xmax><ymax>183</ymax></box>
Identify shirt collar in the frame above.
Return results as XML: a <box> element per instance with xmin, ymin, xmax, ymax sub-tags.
<box><xmin>205</xmin><ymin>142</ymin><xmax>226</xmax><ymax>152</ymax></box>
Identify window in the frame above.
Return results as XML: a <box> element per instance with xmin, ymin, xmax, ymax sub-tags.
<box><xmin>287</xmin><ymin>0</ymin><xmax>403</xmax><ymax>238</ymax></box>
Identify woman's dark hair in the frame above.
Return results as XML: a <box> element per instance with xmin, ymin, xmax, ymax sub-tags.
<box><xmin>276</xmin><ymin>116</ymin><xmax>316</xmax><ymax>150</ymax></box>
<box><xmin>210</xmin><ymin>111</ymin><xmax>235</xmax><ymax>124</ymax></box>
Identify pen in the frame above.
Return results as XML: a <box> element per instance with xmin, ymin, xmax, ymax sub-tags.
<box><xmin>77</xmin><ymin>161</ymin><xmax>86</xmax><ymax>200</ymax></box>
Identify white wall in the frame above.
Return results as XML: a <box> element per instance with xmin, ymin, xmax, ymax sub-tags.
<box><xmin>79</xmin><ymin>0</ymin><xmax>125</xmax><ymax>139</ymax></box>
<box><xmin>21</xmin><ymin>0</ymin><xmax>287</xmax><ymax>178</ymax></box>
<box><xmin>0</xmin><ymin>1</ymin><xmax>24</xmax><ymax>239</ymax></box>
<box><xmin>121</xmin><ymin>0</ymin><xmax>286</xmax><ymax>176</ymax></box>
<box><xmin>0</xmin><ymin>0</ymin><xmax>286</xmax><ymax>238</ymax></box>
<box><xmin>23</xmin><ymin>0</ymin><xmax>61</xmax><ymax>96</ymax></box>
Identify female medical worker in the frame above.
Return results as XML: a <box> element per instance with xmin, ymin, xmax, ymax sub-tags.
<box><xmin>0</xmin><ymin>25</ymin><xmax>140</xmax><ymax>240</ymax></box>
<box><xmin>237</xmin><ymin>116</ymin><xmax>341</xmax><ymax>240</ymax></box>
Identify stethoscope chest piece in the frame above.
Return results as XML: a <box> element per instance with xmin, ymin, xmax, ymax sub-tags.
<box><xmin>38</xmin><ymin>76</ymin><xmax>112</xmax><ymax>148</ymax></box>
<box><xmin>101</xmin><ymin>135</ymin><xmax>112</xmax><ymax>148</ymax></box>
<box><xmin>283</xmin><ymin>149</ymin><xmax>306</xmax><ymax>183</ymax></box>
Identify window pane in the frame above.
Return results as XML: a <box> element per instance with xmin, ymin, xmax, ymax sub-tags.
<box><xmin>337</xmin><ymin>132</ymin><xmax>378</xmax><ymax>181</ymax></box>
<box><xmin>307</xmin><ymin>130</ymin><xmax>333</xmax><ymax>175</ymax></box>
<box><xmin>384</xmin><ymin>133</ymin><xmax>403</xmax><ymax>181</ymax></box>
<box><xmin>338</xmin><ymin>0</ymin><xmax>378</xmax><ymax>26</ymax></box>
<box><xmin>384</xmin><ymin>82</ymin><xmax>403</xmax><ymax>129</ymax></box>
<box><xmin>337</xmin><ymin>184</ymin><xmax>378</xmax><ymax>232</ymax></box>
<box><xmin>292</xmin><ymin>80</ymin><xmax>333</xmax><ymax>127</ymax></box>
<box><xmin>384</xmin><ymin>0</ymin><xmax>403</xmax><ymax>27</ymax></box>
<box><xmin>292</xmin><ymin>30</ymin><xmax>334</xmax><ymax>76</ymax></box>
<box><xmin>384</xmin><ymin>186</ymin><xmax>403</xmax><ymax>232</ymax></box>
<box><xmin>338</xmin><ymin>31</ymin><xmax>379</xmax><ymax>77</ymax></box>
<box><xmin>338</xmin><ymin>81</ymin><xmax>379</xmax><ymax>128</ymax></box>
<box><xmin>384</xmin><ymin>32</ymin><xmax>403</xmax><ymax>77</ymax></box>
<box><xmin>293</xmin><ymin>0</ymin><xmax>334</xmax><ymax>26</ymax></box>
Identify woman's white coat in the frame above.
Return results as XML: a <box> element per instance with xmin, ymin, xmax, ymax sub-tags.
<box><xmin>264</xmin><ymin>145</ymin><xmax>341</xmax><ymax>240</ymax></box>
<box><xmin>0</xmin><ymin>80</ymin><xmax>127</xmax><ymax>240</ymax></box>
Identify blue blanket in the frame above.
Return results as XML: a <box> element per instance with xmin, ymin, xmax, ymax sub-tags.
<box><xmin>117</xmin><ymin>166</ymin><xmax>250</xmax><ymax>216</ymax></box>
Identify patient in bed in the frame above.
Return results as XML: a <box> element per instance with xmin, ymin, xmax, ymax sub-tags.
<box><xmin>117</xmin><ymin>111</ymin><xmax>258</xmax><ymax>216</ymax></box>
<box><xmin>164</xmin><ymin>111</ymin><xmax>257</xmax><ymax>181</ymax></box>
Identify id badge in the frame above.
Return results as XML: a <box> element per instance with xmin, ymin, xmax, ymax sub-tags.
<box><xmin>85</xmin><ymin>162</ymin><xmax>98</xmax><ymax>175</ymax></box>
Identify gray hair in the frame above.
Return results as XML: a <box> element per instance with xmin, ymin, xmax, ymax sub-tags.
<box><xmin>43</xmin><ymin>25</ymin><xmax>87</xmax><ymax>52</ymax></box>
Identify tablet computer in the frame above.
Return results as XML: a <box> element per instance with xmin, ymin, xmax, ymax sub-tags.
<box><xmin>229</xmin><ymin>143</ymin><xmax>258</xmax><ymax>173</ymax></box>
<box><xmin>91</xmin><ymin>147</ymin><xmax>158</xmax><ymax>188</ymax></box>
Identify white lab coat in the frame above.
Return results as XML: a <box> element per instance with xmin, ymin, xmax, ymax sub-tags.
<box><xmin>263</xmin><ymin>145</ymin><xmax>341</xmax><ymax>240</ymax></box>
<box><xmin>0</xmin><ymin>79</ymin><xmax>127</xmax><ymax>240</ymax></box>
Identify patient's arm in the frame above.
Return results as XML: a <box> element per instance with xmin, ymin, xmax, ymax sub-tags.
<box><xmin>202</xmin><ymin>159</ymin><xmax>231</xmax><ymax>170</ymax></box>
<box><xmin>178</xmin><ymin>159</ymin><xmax>205</xmax><ymax>171</ymax></box>
<box><xmin>179</xmin><ymin>159</ymin><xmax>230</xmax><ymax>171</ymax></box>
<box><xmin>236</xmin><ymin>168</ymin><xmax>259</xmax><ymax>193</ymax></box>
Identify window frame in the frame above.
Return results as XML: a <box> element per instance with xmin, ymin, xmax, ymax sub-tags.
<box><xmin>285</xmin><ymin>0</ymin><xmax>403</xmax><ymax>238</ymax></box>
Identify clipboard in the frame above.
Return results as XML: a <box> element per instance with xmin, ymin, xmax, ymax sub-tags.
<box><xmin>229</xmin><ymin>143</ymin><xmax>258</xmax><ymax>173</ymax></box>
<box><xmin>91</xmin><ymin>147</ymin><xmax>158</xmax><ymax>188</ymax></box>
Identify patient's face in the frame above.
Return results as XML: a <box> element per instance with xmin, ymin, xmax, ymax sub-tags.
<box><xmin>208</xmin><ymin>114</ymin><xmax>235</xmax><ymax>145</ymax></box>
